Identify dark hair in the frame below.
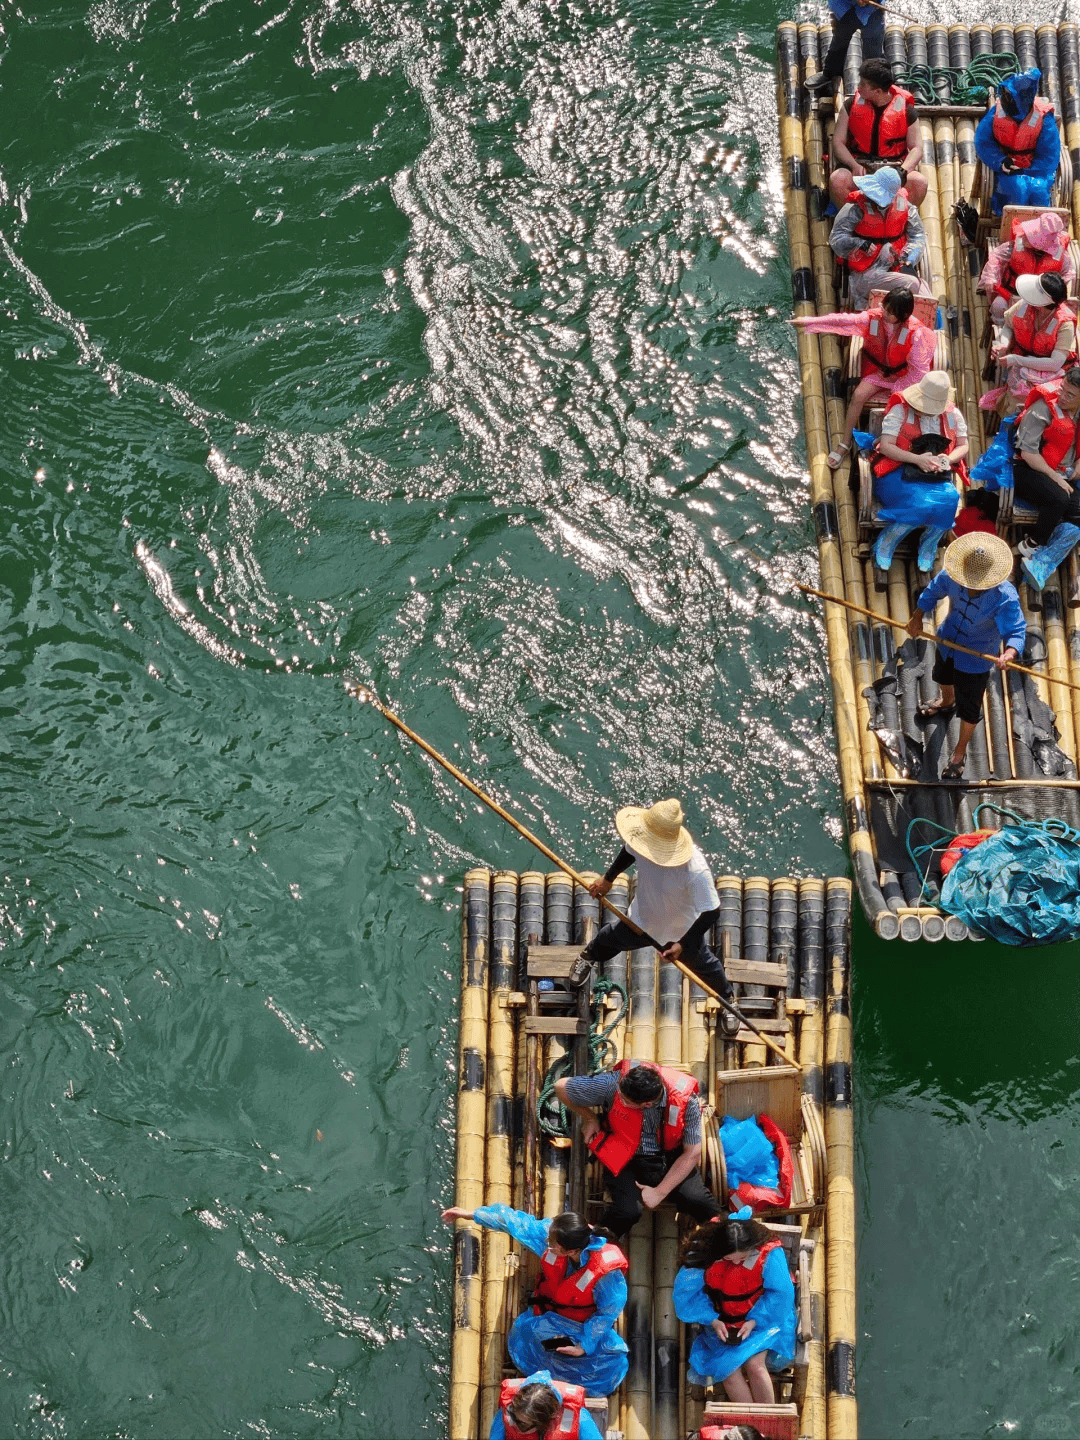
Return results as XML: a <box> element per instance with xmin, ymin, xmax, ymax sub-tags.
<box><xmin>1040</xmin><ymin>271</ymin><xmax>1068</xmax><ymax>305</ymax></box>
<box><xmin>964</xmin><ymin>488</ymin><xmax>999</xmax><ymax>520</ymax></box>
<box><xmin>618</xmin><ymin>1063</ymin><xmax>664</xmax><ymax>1105</ymax></box>
<box><xmin>548</xmin><ymin>1211</ymin><xmax>594</xmax><ymax>1252</ymax></box>
<box><xmin>1064</xmin><ymin>366</ymin><xmax>1080</xmax><ymax>389</ymax></box>
<box><xmin>859</xmin><ymin>57</ymin><xmax>894</xmax><ymax>91</ymax></box>
<box><xmin>721</xmin><ymin>1427</ymin><xmax>765</xmax><ymax>1440</ymax></box>
<box><xmin>506</xmin><ymin>1384</ymin><xmax>560</xmax><ymax>1434</ymax></box>
<box><xmin>679</xmin><ymin>1216</ymin><xmax>774</xmax><ymax>1269</ymax></box>
<box><xmin>882</xmin><ymin>288</ymin><xmax>915</xmax><ymax>322</ymax></box>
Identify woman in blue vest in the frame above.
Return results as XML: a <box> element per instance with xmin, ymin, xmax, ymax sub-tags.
<box><xmin>442</xmin><ymin>1204</ymin><xmax>629</xmax><ymax>1395</ymax></box>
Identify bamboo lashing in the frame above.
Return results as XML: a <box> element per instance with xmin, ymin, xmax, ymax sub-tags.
<box><xmin>350</xmin><ymin>683</ymin><xmax>796</xmax><ymax>1069</ymax></box>
<box><xmin>797</xmin><ymin>584</ymin><xmax>1080</xmax><ymax>697</ymax></box>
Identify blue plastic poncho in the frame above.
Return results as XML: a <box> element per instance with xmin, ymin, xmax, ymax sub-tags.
<box><xmin>969</xmin><ymin>416</ymin><xmax>1015</xmax><ymax>492</ymax></box>
<box><xmin>974</xmin><ymin>70</ymin><xmax>1060</xmax><ymax>214</ymax></box>
<box><xmin>940</xmin><ymin>821</ymin><xmax>1080</xmax><ymax>945</ymax></box>
<box><xmin>471</xmin><ymin>1204</ymin><xmax>628</xmax><ymax>1396</ymax></box>
<box><xmin>721</xmin><ymin>1116</ymin><xmax>779</xmax><ymax>1193</ymax></box>
<box><xmin>673</xmin><ymin>1248</ymin><xmax>796</xmax><ymax>1385</ymax></box>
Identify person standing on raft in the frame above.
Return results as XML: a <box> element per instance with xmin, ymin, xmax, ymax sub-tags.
<box><xmin>804</xmin><ymin>0</ymin><xmax>885</xmax><ymax>95</ymax></box>
<box><xmin>490</xmin><ymin>1372</ymin><xmax>604</xmax><ymax>1440</ymax></box>
<box><xmin>555</xmin><ymin>1060</ymin><xmax>723</xmax><ymax>1238</ymax></box>
<box><xmin>791</xmin><ymin>287</ymin><xmax>936</xmax><ymax>470</ymax></box>
<box><xmin>441</xmin><ymin>1206</ymin><xmax>628</xmax><ymax>1396</ymax></box>
<box><xmin>906</xmin><ymin>534</ymin><xmax>1025</xmax><ymax>780</ymax></box>
<box><xmin>828</xmin><ymin>58</ymin><xmax>926</xmax><ymax>209</ymax></box>
<box><xmin>673</xmin><ymin>1208</ymin><xmax>796</xmax><ymax>1402</ymax></box>
<box><xmin>974</xmin><ymin>68</ymin><xmax>1060</xmax><ymax>216</ymax></box>
<box><xmin>570</xmin><ymin>798</ymin><xmax>736</xmax><ymax>1019</ymax></box>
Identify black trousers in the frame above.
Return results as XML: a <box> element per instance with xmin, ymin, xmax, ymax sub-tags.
<box><xmin>585</xmin><ymin>920</ymin><xmax>734</xmax><ymax>1000</ymax></box>
<box><xmin>601</xmin><ymin>1152</ymin><xmax>722</xmax><ymax>1238</ymax></box>
<box><xmin>820</xmin><ymin>5</ymin><xmax>885</xmax><ymax>79</ymax></box>
<box><xmin>1012</xmin><ymin>458</ymin><xmax>1080</xmax><ymax>545</ymax></box>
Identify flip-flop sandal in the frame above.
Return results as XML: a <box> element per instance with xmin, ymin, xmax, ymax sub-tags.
<box><xmin>826</xmin><ymin>442</ymin><xmax>851</xmax><ymax>470</ymax></box>
<box><xmin>941</xmin><ymin>761</ymin><xmax>965</xmax><ymax>780</ymax></box>
<box><xmin>917</xmin><ymin>702</ymin><xmax>955</xmax><ymax>722</ymax></box>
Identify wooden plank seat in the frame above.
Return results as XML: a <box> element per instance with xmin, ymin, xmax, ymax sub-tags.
<box><xmin>709</xmin><ymin>1065</ymin><xmax>824</xmax><ymax>1213</ymax></box>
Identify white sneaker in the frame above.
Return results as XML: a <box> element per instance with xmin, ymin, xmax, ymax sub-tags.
<box><xmin>1017</xmin><ymin>536</ymin><xmax>1037</xmax><ymax>560</ymax></box>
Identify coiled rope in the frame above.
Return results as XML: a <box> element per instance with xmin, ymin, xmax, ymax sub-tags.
<box><xmin>537</xmin><ymin>977</ymin><xmax>629</xmax><ymax>1139</ymax></box>
<box><xmin>893</xmin><ymin>51</ymin><xmax>1020</xmax><ymax>107</ymax></box>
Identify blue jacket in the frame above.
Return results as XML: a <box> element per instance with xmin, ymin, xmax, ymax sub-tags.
<box><xmin>916</xmin><ymin>571</ymin><xmax>1026</xmax><ymax>673</ymax></box>
<box><xmin>828</xmin><ymin>0</ymin><xmax>876</xmax><ymax>21</ymax></box>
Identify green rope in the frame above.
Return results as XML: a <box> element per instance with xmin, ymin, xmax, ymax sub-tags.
<box><xmin>537</xmin><ymin>977</ymin><xmax>629</xmax><ymax>1140</ymax></box>
<box><xmin>893</xmin><ymin>51</ymin><xmax>1020</xmax><ymax>108</ymax></box>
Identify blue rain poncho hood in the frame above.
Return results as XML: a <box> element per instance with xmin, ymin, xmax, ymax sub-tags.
<box><xmin>999</xmin><ymin>69</ymin><xmax>1041</xmax><ymax>121</ymax></box>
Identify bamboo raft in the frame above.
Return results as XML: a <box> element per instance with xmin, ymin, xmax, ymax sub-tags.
<box><xmin>449</xmin><ymin>868</ymin><xmax>855</xmax><ymax>1440</ymax></box>
<box><xmin>777</xmin><ymin>19</ymin><xmax>1080</xmax><ymax>941</ymax></box>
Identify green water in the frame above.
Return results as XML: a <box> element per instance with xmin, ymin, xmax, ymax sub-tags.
<box><xmin>0</xmin><ymin>2</ymin><xmax>1077</xmax><ymax>1436</ymax></box>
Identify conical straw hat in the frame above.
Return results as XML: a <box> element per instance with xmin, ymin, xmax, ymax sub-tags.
<box><xmin>615</xmin><ymin>798</ymin><xmax>694</xmax><ymax>867</ymax></box>
<box><xmin>943</xmin><ymin>532</ymin><xmax>1014</xmax><ymax>591</ymax></box>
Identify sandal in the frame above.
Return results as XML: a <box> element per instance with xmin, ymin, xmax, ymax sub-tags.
<box><xmin>942</xmin><ymin>761</ymin><xmax>965</xmax><ymax>780</ymax></box>
<box><xmin>826</xmin><ymin>441</ymin><xmax>851</xmax><ymax>470</ymax></box>
<box><xmin>917</xmin><ymin>701</ymin><xmax>955</xmax><ymax>722</ymax></box>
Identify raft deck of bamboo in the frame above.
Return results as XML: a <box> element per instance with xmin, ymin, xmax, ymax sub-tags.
<box><xmin>449</xmin><ymin>868</ymin><xmax>855</xmax><ymax>1440</ymax></box>
<box><xmin>777</xmin><ymin>19</ymin><xmax>1080</xmax><ymax>941</ymax></box>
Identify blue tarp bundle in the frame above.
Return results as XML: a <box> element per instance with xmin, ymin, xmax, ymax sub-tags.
<box><xmin>940</xmin><ymin>819</ymin><xmax>1080</xmax><ymax>946</ymax></box>
<box><xmin>720</xmin><ymin>1115</ymin><xmax>779</xmax><ymax>1191</ymax></box>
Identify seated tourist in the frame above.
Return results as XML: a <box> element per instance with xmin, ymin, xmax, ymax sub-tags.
<box><xmin>974</xmin><ymin>69</ymin><xmax>1060</xmax><ymax>216</ymax></box>
<box><xmin>673</xmin><ymin>1209</ymin><xmax>796</xmax><ymax>1403</ymax></box>
<box><xmin>951</xmin><ymin>487</ymin><xmax>999</xmax><ymax>540</ymax></box>
<box><xmin>791</xmin><ymin>288</ymin><xmax>935</xmax><ymax>469</ymax></box>
<box><xmin>829</xmin><ymin>58</ymin><xmax>926</xmax><ymax>209</ymax></box>
<box><xmin>980</xmin><ymin>211</ymin><xmax>1073</xmax><ymax>321</ymax></box>
<box><xmin>988</xmin><ymin>271</ymin><xmax>1075</xmax><ymax>414</ymax></box>
<box><xmin>829</xmin><ymin>166</ymin><xmax>928</xmax><ymax>312</ymax></box>
<box><xmin>442</xmin><ymin>1205</ymin><xmax>628</xmax><ymax>1395</ymax></box>
<box><xmin>491</xmin><ymin>1373</ymin><xmax>603</xmax><ymax>1440</ymax></box>
<box><xmin>870</xmin><ymin>370</ymin><xmax>967</xmax><ymax>571</ymax></box>
<box><xmin>1013</xmin><ymin>366</ymin><xmax>1080</xmax><ymax>587</ymax></box>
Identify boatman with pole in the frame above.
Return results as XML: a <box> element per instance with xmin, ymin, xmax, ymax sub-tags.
<box><xmin>804</xmin><ymin>0</ymin><xmax>886</xmax><ymax>95</ymax></box>
<box><xmin>570</xmin><ymin>798</ymin><xmax>737</xmax><ymax>1025</ymax></box>
<box><xmin>905</xmin><ymin>534</ymin><xmax>1025</xmax><ymax>780</ymax></box>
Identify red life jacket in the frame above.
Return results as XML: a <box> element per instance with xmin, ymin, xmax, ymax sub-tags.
<box><xmin>846</xmin><ymin>86</ymin><xmax>912</xmax><ymax>161</ymax></box>
<box><xmin>848</xmin><ymin>190</ymin><xmax>910</xmax><ymax>273</ymax></box>
<box><xmin>587</xmin><ymin>1060</ymin><xmax>699</xmax><ymax>1177</ymax></box>
<box><xmin>991</xmin><ymin>96</ymin><xmax>1053</xmax><ymax>170</ymax></box>
<box><xmin>1001</xmin><ymin>236</ymin><xmax>1066</xmax><ymax>295</ymax></box>
<box><xmin>499</xmin><ymin>1378</ymin><xmax>585</xmax><ymax>1440</ymax></box>
<box><xmin>727</xmin><ymin>1114</ymin><xmax>795</xmax><ymax>1213</ymax></box>
<box><xmin>532</xmin><ymin>1240</ymin><xmax>629</xmax><ymax>1322</ymax></box>
<box><xmin>704</xmin><ymin>1239</ymin><xmax>783</xmax><ymax>1322</ymax></box>
<box><xmin>1018</xmin><ymin>383</ymin><xmax>1080</xmax><ymax>472</ymax></box>
<box><xmin>1009</xmin><ymin>301</ymin><xmax>1074</xmax><ymax>359</ymax></box>
<box><xmin>861</xmin><ymin>311</ymin><xmax>917</xmax><ymax>378</ymax></box>
<box><xmin>872</xmin><ymin>397</ymin><xmax>963</xmax><ymax>478</ymax></box>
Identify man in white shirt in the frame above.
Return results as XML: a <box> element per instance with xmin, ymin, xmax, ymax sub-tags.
<box><xmin>574</xmin><ymin>799</ymin><xmax>736</xmax><ymax>1026</ymax></box>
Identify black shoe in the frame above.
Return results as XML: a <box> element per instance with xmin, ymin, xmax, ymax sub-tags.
<box><xmin>804</xmin><ymin>71</ymin><xmax>836</xmax><ymax>92</ymax></box>
<box><xmin>719</xmin><ymin>1003</ymin><xmax>742</xmax><ymax>1038</ymax></box>
<box><xmin>567</xmin><ymin>949</ymin><xmax>594</xmax><ymax>989</ymax></box>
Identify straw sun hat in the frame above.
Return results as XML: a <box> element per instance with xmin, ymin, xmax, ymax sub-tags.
<box><xmin>943</xmin><ymin>532</ymin><xmax>1014</xmax><ymax>591</ymax></box>
<box><xmin>615</xmin><ymin>798</ymin><xmax>694</xmax><ymax>867</ymax></box>
<box><xmin>900</xmin><ymin>369</ymin><xmax>953</xmax><ymax>416</ymax></box>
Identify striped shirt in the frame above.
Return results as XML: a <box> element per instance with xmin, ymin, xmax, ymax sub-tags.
<box><xmin>562</xmin><ymin>1070</ymin><xmax>702</xmax><ymax>1154</ymax></box>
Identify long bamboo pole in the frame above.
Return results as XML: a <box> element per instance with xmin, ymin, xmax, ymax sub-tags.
<box><xmin>797</xmin><ymin>584</ymin><xmax>1080</xmax><ymax>696</ymax></box>
<box><xmin>349</xmin><ymin>683</ymin><xmax>796</xmax><ymax>1069</ymax></box>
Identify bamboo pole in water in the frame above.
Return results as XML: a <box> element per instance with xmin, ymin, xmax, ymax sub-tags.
<box><xmin>452</xmin><ymin>869</ymin><xmax>491</xmax><ymax>1440</ymax></box>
